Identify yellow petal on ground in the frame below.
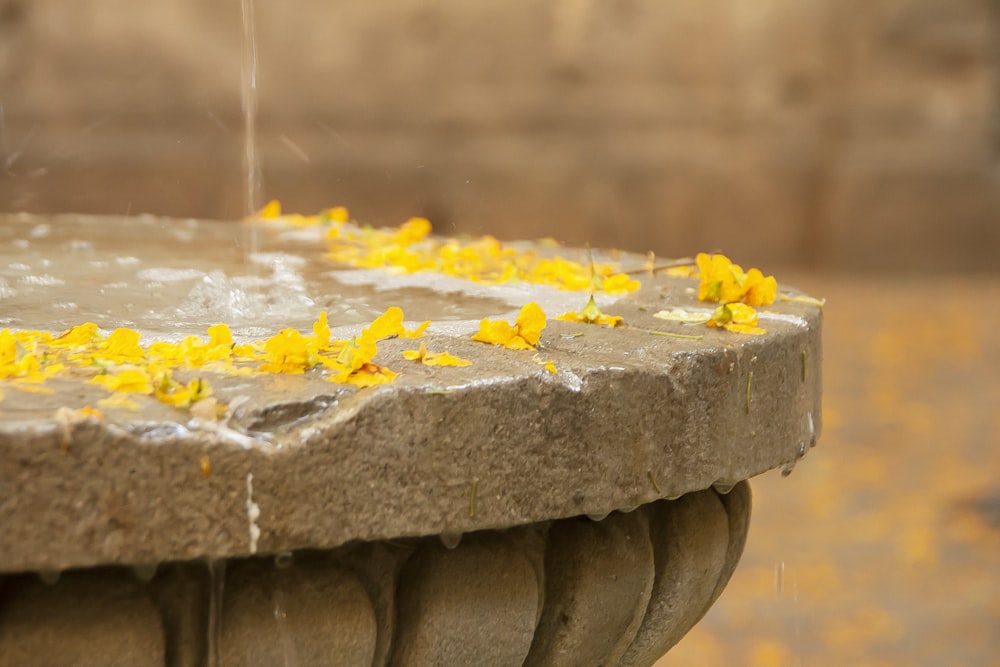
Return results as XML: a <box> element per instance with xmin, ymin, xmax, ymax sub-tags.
<box><xmin>402</xmin><ymin>342</ymin><xmax>428</xmax><ymax>362</ymax></box>
<box><xmin>312</xmin><ymin>311</ymin><xmax>331</xmax><ymax>349</ymax></box>
<box><xmin>514</xmin><ymin>302</ymin><xmax>546</xmax><ymax>347</ymax></box>
<box><xmin>557</xmin><ymin>295</ymin><xmax>624</xmax><ymax>328</ymax></box>
<box><xmin>50</xmin><ymin>322</ymin><xmax>101</xmax><ymax>348</ymax></box>
<box><xmin>91</xmin><ymin>368</ymin><xmax>154</xmax><ymax>394</ymax></box>
<box><xmin>257</xmin><ymin>199</ymin><xmax>282</xmax><ymax>219</ymax></box>
<box><xmin>99</xmin><ymin>328</ymin><xmax>145</xmax><ymax>363</ymax></box>
<box><xmin>402</xmin><ymin>320</ymin><xmax>431</xmax><ymax>338</ymax></box>
<box><xmin>208</xmin><ymin>323</ymin><xmax>234</xmax><ymax>347</ymax></box>
<box><xmin>423</xmin><ymin>350</ymin><xmax>471</xmax><ymax>367</ymax></box>
<box><xmin>742</xmin><ymin>268</ymin><xmax>778</xmax><ymax>306</ymax></box>
<box><xmin>323</xmin><ymin>206</ymin><xmax>350</xmax><ymax>223</ymax></box>
<box><xmin>710</xmin><ymin>303</ymin><xmax>766</xmax><ymax>335</ymax></box>
<box><xmin>366</xmin><ymin>306</ymin><xmax>405</xmax><ymax>340</ymax></box>
<box><xmin>471</xmin><ymin>318</ymin><xmax>519</xmax><ymax>348</ymax></box>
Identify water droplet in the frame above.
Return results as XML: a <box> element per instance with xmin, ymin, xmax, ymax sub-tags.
<box><xmin>619</xmin><ymin>504</ymin><xmax>640</xmax><ymax>514</ymax></box>
<box><xmin>781</xmin><ymin>462</ymin><xmax>796</xmax><ymax>477</ymax></box>
<box><xmin>440</xmin><ymin>531</ymin><xmax>463</xmax><ymax>549</ymax></box>
<box><xmin>274</xmin><ymin>551</ymin><xmax>294</xmax><ymax>569</ymax></box>
<box><xmin>586</xmin><ymin>511</ymin><xmax>610</xmax><ymax>522</ymax></box>
<box><xmin>38</xmin><ymin>569</ymin><xmax>61</xmax><ymax>586</ymax></box>
<box><xmin>132</xmin><ymin>563</ymin><xmax>159</xmax><ymax>582</ymax></box>
<box><xmin>712</xmin><ymin>481</ymin><xmax>736</xmax><ymax>495</ymax></box>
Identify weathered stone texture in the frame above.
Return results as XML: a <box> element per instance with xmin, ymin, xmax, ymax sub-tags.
<box><xmin>391</xmin><ymin>534</ymin><xmax>541</xmax><ymax>666</ymax></box>
<box><xmin>0</xmin><ymin>485</ymin><xmax>751</xmax><ymax>667</ymax></box>
<box><xmin>524</xmin><ymin>510</ymin><xmax>654</xmax><ymax>666</ymax></box>
<box><xmin>219</xmin><ymin>556</ymin><xmax>378</xmax><ymax>667</ymax></box>
<box><xmin>620</xmin><ymin>492</ymin><xmax>732</xmax><ymax>665</ymax></box>
<box><xmin>0</xmin><ymin>569</ymin><xmax>165</xmax><ymax>667</ymax></box>
<box><xmin>1</xmin><ymin>0</ymin><xmax>998</xmax><ymax>269</ymax></box>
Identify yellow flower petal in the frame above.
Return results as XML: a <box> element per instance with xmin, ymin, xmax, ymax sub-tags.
<box><xmin>402</xmin><ymin>341</ymin><xmax>428</xmax><ymax>362</ymax></box>
<box><xmin>365</xmin><ymin>306</ymin><xmax>405</xmax><ymax>340</ymax></box>
<box><xmin>257</xmin><ymin>199</ymin><xmax>282</xmax><ymax>219</ymax></box>
<box><xmin>424</xmin><ymin>350</ymin><xmax>471</xmax><ymax>367</ymax></box>
<box><xmin>514</xmin><ymin>302</ymin><xmax>546</xmax><ymax>347</ymax></box>
<box><xmin>208</xmin><ymin>323</ymin><xmax>234</xmax><ymax>347</ymax></box>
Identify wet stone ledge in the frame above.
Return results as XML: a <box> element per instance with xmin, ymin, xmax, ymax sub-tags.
<box><xmin>0</xmin><ymin>484</ymin><xmax>749</xmax><ymax>667</ymax></box>
<box><xmin>0</xmin><ymin>214</ymin><xmax>821</xmax><ymax>663</ymax></box>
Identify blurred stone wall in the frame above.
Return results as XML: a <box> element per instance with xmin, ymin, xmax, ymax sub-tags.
<box><xmin>1</xmin><ymin>0</ymin><xmax>998</xmax><ymax>270</ymax></box>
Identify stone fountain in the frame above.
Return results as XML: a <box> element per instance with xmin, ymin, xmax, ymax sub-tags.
<box><xmin>0</xmin><ymin>211</ymin><xmax>822</xmax><ymax>666</ymax></box>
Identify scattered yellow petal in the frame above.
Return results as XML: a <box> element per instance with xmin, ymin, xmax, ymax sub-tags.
<box><xmin>556</xmin><ymin>295</ymin><xmax>623</xmax><ymax>327</ymax></box>
<box><xmin>710</xmin><ymin>303</ymin><xmax>766</xmax><ymax>335</ymax></box>
<box><xmin>323</xmin><ymin>206</ymin><xmax>350</xmax><ymax>223</ymax></box>
<box><xmin>403</xmin><ymin>342</ymin><xmax>471</xmax><ymax>367</ymax></box>
<box><xmin>257</xmin><ymin>199</ymin><xmax>282</xmax><ymax>219</ymax></box>
<box><xmin>365</xmin><ymin>306</ymin><xmax>405</xmax><ymax>340</ymax></box>
<box><xmin>208</xmin><ymin>323</ymin><xmax>234</xmax><ymax>347</ymax></box>
<box><xmin>696</xmin><ymin>252</ymin><xmax>777</xmax><ymax>307</ymax></box>
<box><xmin>472</xmin><ymin>302</ymin><xmax>547</xmax><ymax>351</ymax></box>
<box><xmin>403</xmin><ymin>320</ymin><xmax>431</xmax><ymax>338</ymax></box>
<box><xmin>91</xmin><ymin>368</ymin><xmax>154</xmax><ymax>394</ymax></box>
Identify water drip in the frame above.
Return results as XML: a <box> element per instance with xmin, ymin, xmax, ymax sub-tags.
<box><xmin>131</xmin><ymin>563</ymin><xmax>159</xmax><ymax>583</ymax></box>
<box><xmin>206</xmin><ymin>559</ymin><xmax>227</xmax><ymax>667</ymax></box>
<box><xmin>274</xmin><ymin>551</ymin><xmax>294</xmax><ymax>570</ymax></box>
<box><xmin>439</xmin><ymin>531</ymin><xmax>463</xmax><ymax>549</ymax></box>
<box><xmin>712</xmin><ymin>481</ymin><xmax>736</xmax><ymax>495</ymax></box>
<box><xmin>37</xmin><ymin>569</ymin><xmax>60</xmax><ymax>586</ymax></box>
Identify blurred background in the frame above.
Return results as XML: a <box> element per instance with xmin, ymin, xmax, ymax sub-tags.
<box><xmin>2</xmin><ymin>0</ymin><xmax>999</xmax><ymax>271</ymax></box>
<box><xmin>2</xmin><ymin>0</ymin><xmax>999</xmax><ymax>664</ymax></box>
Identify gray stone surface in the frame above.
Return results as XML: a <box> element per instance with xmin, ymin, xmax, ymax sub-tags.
<box><xmin>0</xmin><ymin>216</ymin><xmax>821</xmax><ymax>575</ymax></box>
<box><xmin>390</xmin><ymin>533</ymin><xmax>541</xmax><ymax>666</ymax></box>
<box><xmin>0</xmin><ymin>569</ymin><xmax>165</xmax><ymax>667</ymax></box>
<box><xmin>620</xmin><ymin>489</ymin><xmax>732</xmax><ymax>665</ymax></box>
<box><xmin>0</xmin><ymin>490</ymin><xmax>751</xmax><ymax>667</ymax></box>
<box><xmin>219</xmin><ymin>555</ymin><xmax>377</xmax><ymax>666</ymax></box>
<box><xmin>524</xmin><ymin>510</ymin><xmax>654</xmax><ymax>666</ymax></box>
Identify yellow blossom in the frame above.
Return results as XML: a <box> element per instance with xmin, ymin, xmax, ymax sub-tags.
<box><xmin>91</xmin><ymin>368</ymin><xmax>154</xmax><ymax>394</ymax></box>
<box><xmin>472</xmin><ymin>302</ymin><xmax>546</xmax><ymax>350</ymax></box>
<box><xmin>403</xmin><ymin>320</ymin><xmax>431</xmax><ymax>338</ymax></box>
<box><xmin>402</xmin><ymin>341</ymin><xmax>472</xmax><ymax>367</ymax></box>
<box><xmin>341</xmin><ymin>363</ymin><xmax>397</xmax><ymax>388</ymax></box>
<box><xmin>394</xmin><ymin>217</ymin><xmax>432</xmax><ymax>245</ymax></box>
<box><xmin>709</xmin><ymin>302</ymin><xmax>766</xmax><ymax>335</ymax></box>
<box><xmin>556</xmin><ymin>295</ymin><xmax>623</xmax><ymax>328</ymax></box>
<box><xmin>154</xmin><ymin>374</ymin><xmax>213</xmax><ymax>408</ymax></box>
<box><xmin>696</xmin><ymin>253</ymin><xmax>777</xmax><ymax>307</ymax></box>
<box><xmin>365</xmin><ymin>306</ymin><xmax>406</xmax><ymax>340</ymax></box>
<box><xmin>208</xmin><ymin>323</ymin><xmax>234</xmax><ymax>347</ymax></box>
<box><xmin>257</xmin><ymin>199</ymin><xmax>282</xmax><ymax>219</ymax></box>
<box><xmin>312</xmin><ymin>311</ymin><xmax>331</xmax><ymax>350</ymax></box>
<box><xmin>50</xmin><ymin>322</ymin><xmax>101</xmax><ymax>348</ymax></box>
<box><xmin>323</xmin><ymin>206</ymin><xmax>350</xmax><ymax>224</ymax></box>
<box><xmin>742</xmin><ymin>268</ymin><xmax>778</xmax><ymax>307</ymax></box>
<box><xmin>598</xmin><ymin>272</ymin><xmax>641</xmax><ymax>294</ymax></box>
<box><xmin>260</xmin><ymin>328</ymin><xmax>314</xmax><ymax>374</ymax></box>
<box><xmin>98</xmin><ymin>328</ymin><xmax>145</xmax><ymax>364</ymax></box>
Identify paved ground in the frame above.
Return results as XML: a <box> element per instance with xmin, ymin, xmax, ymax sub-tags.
<box><xmin>658</xmin><ymin>273</ymin><xmax>1000</xmax><ymax>667</ymax></box>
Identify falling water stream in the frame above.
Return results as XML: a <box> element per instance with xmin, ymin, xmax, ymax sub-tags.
<box><xmin>240</xmin><ymin>0</ymin><xmax>261</xmax><ymax>222</ymax></box>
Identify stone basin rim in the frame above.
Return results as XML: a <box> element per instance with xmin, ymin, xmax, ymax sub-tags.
<box><xmin>1</xmin><ymin>213</ymin><xmax>822</xmax><ymax>573</ymax></box>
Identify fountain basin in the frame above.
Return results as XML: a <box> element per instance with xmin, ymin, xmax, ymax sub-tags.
<box><xmin>0</xmin><ymin>212</ymin><xmax>821</xmax><ymax>665</ymax></box>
